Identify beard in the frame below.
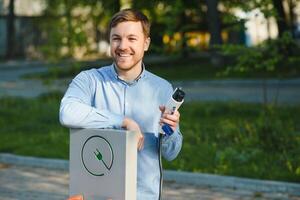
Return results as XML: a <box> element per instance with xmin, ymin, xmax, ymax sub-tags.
<box><xmin>112</xmin><ymin>50</ymin><xmax>143</xmax><ymax>72</ymax></box>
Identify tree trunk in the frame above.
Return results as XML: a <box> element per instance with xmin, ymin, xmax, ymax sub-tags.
<box><xmin>106</xmin><ymin>0</ymin><xmax>120</xmax><ymax>14</ymax></box>
<box><xmin>287</xmin><ymin>0</ymin><xmax>296</xmax><ymax>38</ymax></box>
<box><xmin>113</xmin><ymin>0</ymin><xmax>120</xmax><ymax>13</ymax></box>
<box><xmin>6</xmin><ymin>0</ymin><xmax>15</xmax><ymax>59</ymax></box>
<box><xmin>272</xmin><ymin>0</ymin><xmax>288</xmax><ymax>37</ymax></box>
<box><xmin>180</xmin><ymin>11</ymin><xmax>188</xmax><ymax>58</ymax></box>
<box><xmin>205</xmin><ymin>0</ymin><xmax>222</xmax><ymax>46</ymax></box>
<box><xmin>205</xmin><ymin>0</ymin><xmax>223</xmax><ymax>67</ymax></box>
<box><xmin>64</xmin><ymin>0</ymin><xmax>73</xmax><ymax>57</ymax></box>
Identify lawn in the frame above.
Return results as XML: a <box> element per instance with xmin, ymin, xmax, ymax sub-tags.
<box><xmin>0</xmin><ymin>92</ymin><xmax>299</xmax><ymax>183</ymax></box>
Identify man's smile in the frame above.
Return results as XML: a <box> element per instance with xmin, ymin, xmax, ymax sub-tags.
<box><xmin>116</xmin><ymin>52</ymin><xmax>133</xmax><ymax>57</ymax></box>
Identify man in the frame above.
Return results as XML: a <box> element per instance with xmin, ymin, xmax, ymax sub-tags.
<box><xmin>60</xmin><ymin>9</ymin><xmax>183</xmax><ymax>200</ymax></box>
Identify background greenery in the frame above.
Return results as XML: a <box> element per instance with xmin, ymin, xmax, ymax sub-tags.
<box><xmin>0</xmin><ymin>91</ymin><xmax>299</xmax><ymax>183</ymax></box>
<box><xmin>4</xmin><ymin>0</ymin><xmax>300</xmax><ymax>60</ymax></box>
<box><xmin>2</xmin><ymin>0</ymin><xmax>300</xmax><ymax>185</ymax></box>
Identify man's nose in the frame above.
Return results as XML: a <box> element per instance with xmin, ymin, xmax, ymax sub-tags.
<box><xmin>118</xmin><ymin>39</ymin><xmax>129</xmax><ymax>50</ymax></box>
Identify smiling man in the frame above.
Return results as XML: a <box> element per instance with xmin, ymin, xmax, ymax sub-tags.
<box><xmin>60</xmin><ymin>9</ymin><xmax>183</xmax><ymax>200</ymax></box>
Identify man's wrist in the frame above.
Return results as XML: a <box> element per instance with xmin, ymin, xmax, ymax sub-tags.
<box><xmin>122</xmin><ymin>117</ymin><xmax>132</xmax><ymax>129</ymax></box>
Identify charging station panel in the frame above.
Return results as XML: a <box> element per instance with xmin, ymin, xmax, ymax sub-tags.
<box><xmin>69</xmin><ymin>129</ymin><xmax>138</xmax><ymax>200</ymax></box>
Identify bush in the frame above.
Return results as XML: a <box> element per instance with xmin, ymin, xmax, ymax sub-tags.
<box><xmin>218</xmin><ymin>32</ymin><xmax>300</xmax><ymax>79</ymax></box>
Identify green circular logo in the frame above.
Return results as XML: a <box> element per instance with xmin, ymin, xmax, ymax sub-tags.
<box><xmin>81</xmin><ymin>135</ymin><xmax>114</xmax><ymax>176</ymax></box>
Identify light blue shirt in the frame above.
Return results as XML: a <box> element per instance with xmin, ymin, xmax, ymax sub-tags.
<box><xmin>59</xmin><ymin>64</ymin><xmax>183</xmax><ymax>200</ymax></box>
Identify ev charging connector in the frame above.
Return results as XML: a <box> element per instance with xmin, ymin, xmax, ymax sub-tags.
<box><xmin>160</xmin><ymin>87</ymin><xmax>185</xmax><ymax>136</ymax></box>
<box><xmin>158</xmin><ymin>87</ymin><xmax>185</xmax><ymax>200</ymax></box>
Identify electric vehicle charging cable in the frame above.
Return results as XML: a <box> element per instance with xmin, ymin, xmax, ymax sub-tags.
<box><xmin>158</xmin><ymin>87</ymin><xmax>185</xmax><ymax>200</ymax></box>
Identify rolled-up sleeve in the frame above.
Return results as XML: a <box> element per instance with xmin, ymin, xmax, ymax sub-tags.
<box><xmin>59</xmin><ymin>71</ymin><xmax>124</xmax><ymax>129</ymax></box>
<box><xmin>161</xmin><ymin>127</ymin><xmax>183</xmax><ymax>161</ymax></box>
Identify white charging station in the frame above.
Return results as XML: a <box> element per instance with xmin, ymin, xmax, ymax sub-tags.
<box><xmin>69</xmin><ymin>129</ymin><xmax>138</xmax><ymax>200</ymax></box>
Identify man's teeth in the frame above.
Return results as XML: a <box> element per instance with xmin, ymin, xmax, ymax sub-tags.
<box><xmin>118</xmin><ymin>53</ymin><xmax>131</xmax><ymax>57</ymax></box>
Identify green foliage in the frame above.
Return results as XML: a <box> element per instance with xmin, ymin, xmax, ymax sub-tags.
<box><xmin>36</xmin><ymin>0</ymin><xmax>288</xmax><ymax>59</ymax></box>
<box><xmin>37</xmin><ymin>0</ymin><xmax>113</xmax><ymax>60</ymax></box>
<box><xmin>32</xmin><ymin>0</ymin><xmax>298</xmax><ymax>59</ymax></box>
<box><xmin>221</xmin><ymin>0</ymin><xmax>276</xmax><ymax>18</ymax></box>
<box><xmin>218</xmin><ymin>32</ymin><xmax>300</xmax><ymax>78</ymax></box>
<box><xmin>133</xmin><ymin>0</ymin><xmax>207</xmax><ymax>55</ymax></box>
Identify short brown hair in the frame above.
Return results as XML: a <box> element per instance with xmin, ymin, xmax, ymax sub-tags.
<box><xmin>109</xmin><ymin>9</ymin><xmax>150</xmax><ymax>37</ymax></box>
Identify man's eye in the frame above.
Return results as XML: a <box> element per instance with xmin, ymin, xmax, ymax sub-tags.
<box><xmin>129</xmin><ymin>38</ymin><xmax>137</xmax><ymax>41</ymax></box>
<box><xmin>112</xmin><ymin>38</ymin><xmax>120</xmax><ymax>41</ymax></box>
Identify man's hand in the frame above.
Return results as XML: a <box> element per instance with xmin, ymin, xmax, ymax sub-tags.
<box><xmin>159</xmin><ymin>105</ymin><xmax>180</xmax><ymax>132</ymax></box>
<box><xmin>67</xmin><ymin>195</ymin><xmax>83</xmax><ymax>200</ymax></box>
<box><xmin>67</xmin><ymin>195</ymin><xmax>112</xmax><ymax>200</ymax></box>
<box><xmin>122</xmin><ymin>117</ymin><xmax>144</xmax><ymax>151</ymax></box>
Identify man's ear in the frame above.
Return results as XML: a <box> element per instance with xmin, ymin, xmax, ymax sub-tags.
<box><xmin>144</xmin><ymin>37</ymin><xmax>151</xmax><ymax>51</ymax></box>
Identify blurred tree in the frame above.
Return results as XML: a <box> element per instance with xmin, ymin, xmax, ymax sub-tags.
<box><xmin>132</xmin><ymin>0</ymin><xmax>207</xmax><ymax>56</ymax></box>
<box><xmin>6</xmin><ymin>0</ymin><xmax>15</xmax><ymax>59</ymax></box>
<box><xmin>205</xmin><ymin>0</ymin><xmax>224</xmax><ymax>67</ymax></box>
<box><xmin>205</xmin><ymin>0</ymin><xmax>222</xmax><ymax>45</ymax></box>
<box><xmin>158</xmin><ymin>0</ymin><xmax>192</xmax><ymax>57</ymax></box>
<box><xmin>272</xmin><ymin>0</ymin><xmax>300</xmax><ymax>38</ymax></box>
<box><xmin>103</xmin><ymin>0</ymin><xmax>120</xmax><ymax>14</ymax></box>
<box><xmin>223</xmin><ymin>0</ymin><xmax>300</xmax><ymax>39</ymax></box>
<box><xmin>39</xmin><ymin>0</ymin><xmax>121</xmax><ymax>60</ymax></box>
<box><xmin>272</xmin><ymin>0</ymin><xmax>288</xmax><ymax>37</ymax></box>
<box><xmin>287</xmin><ymin>0</ymin><xmax>299</xmax><ymax>38</ymax></box>
<box><xmin>222</xmin><ymin>0</ymin><xmax>275</xmax><ymax>40</ymax></box>
<box><xmin>36</xmin><ymin>0</ymin><xmax>300</xmax><ymax>60</ymax></box>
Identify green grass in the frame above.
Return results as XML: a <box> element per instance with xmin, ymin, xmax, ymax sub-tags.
<box><xmin>0</xmin><ymin>92</ymin><xmax>69</xmax><ymax>159</ymax></box>
<box><xmin>165</xmin><ymin>101</ymin><xmax>300</xmax><ymax>182</ymax></box>
<box><xmin>0</xmin><ymin>92</ymin><xmax>300</xmax><ymax>183</ymax></box>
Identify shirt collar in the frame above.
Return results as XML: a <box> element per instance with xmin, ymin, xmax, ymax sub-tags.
<box><xmin>110</xmin><ymin>63</ymin><xmax>146</xmax><ymax>85</ymax></box>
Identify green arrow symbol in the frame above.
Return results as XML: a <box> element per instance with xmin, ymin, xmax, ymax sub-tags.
<box><xmin>94</xmin><ymin>148</ymin><xmax>102</xmax><ymax>160</ymax></box>
<box><xmin>94</xmin><ymin>148</ymin><xmax>109</xmax><ymax>170</ymax></box>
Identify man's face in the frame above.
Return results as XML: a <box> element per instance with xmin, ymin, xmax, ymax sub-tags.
<box><xmin>110</xmin><ymin>21</ymin><xmax>150</xmax><ymax>72</ymax></box>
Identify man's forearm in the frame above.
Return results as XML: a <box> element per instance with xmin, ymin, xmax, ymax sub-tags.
<box><xmin>60</xmin><ymin>98</ymin><xmax>124</xmax><ymax>129</ymax></box>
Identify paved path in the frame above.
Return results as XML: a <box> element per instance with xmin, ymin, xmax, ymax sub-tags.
<box><xmin>173</xmin><ymin>79</ymin><xmax>300</xmax><ymax>104</ymax></box>
<box><xmin>0</xmin><ymin>62</ymin><xmax>300</xmax><ymax>104</ymax></box>
<box><xmin>1</xmin><ymin>162</ymin><xmax>300</xmax><ymax>200</ymax></box>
